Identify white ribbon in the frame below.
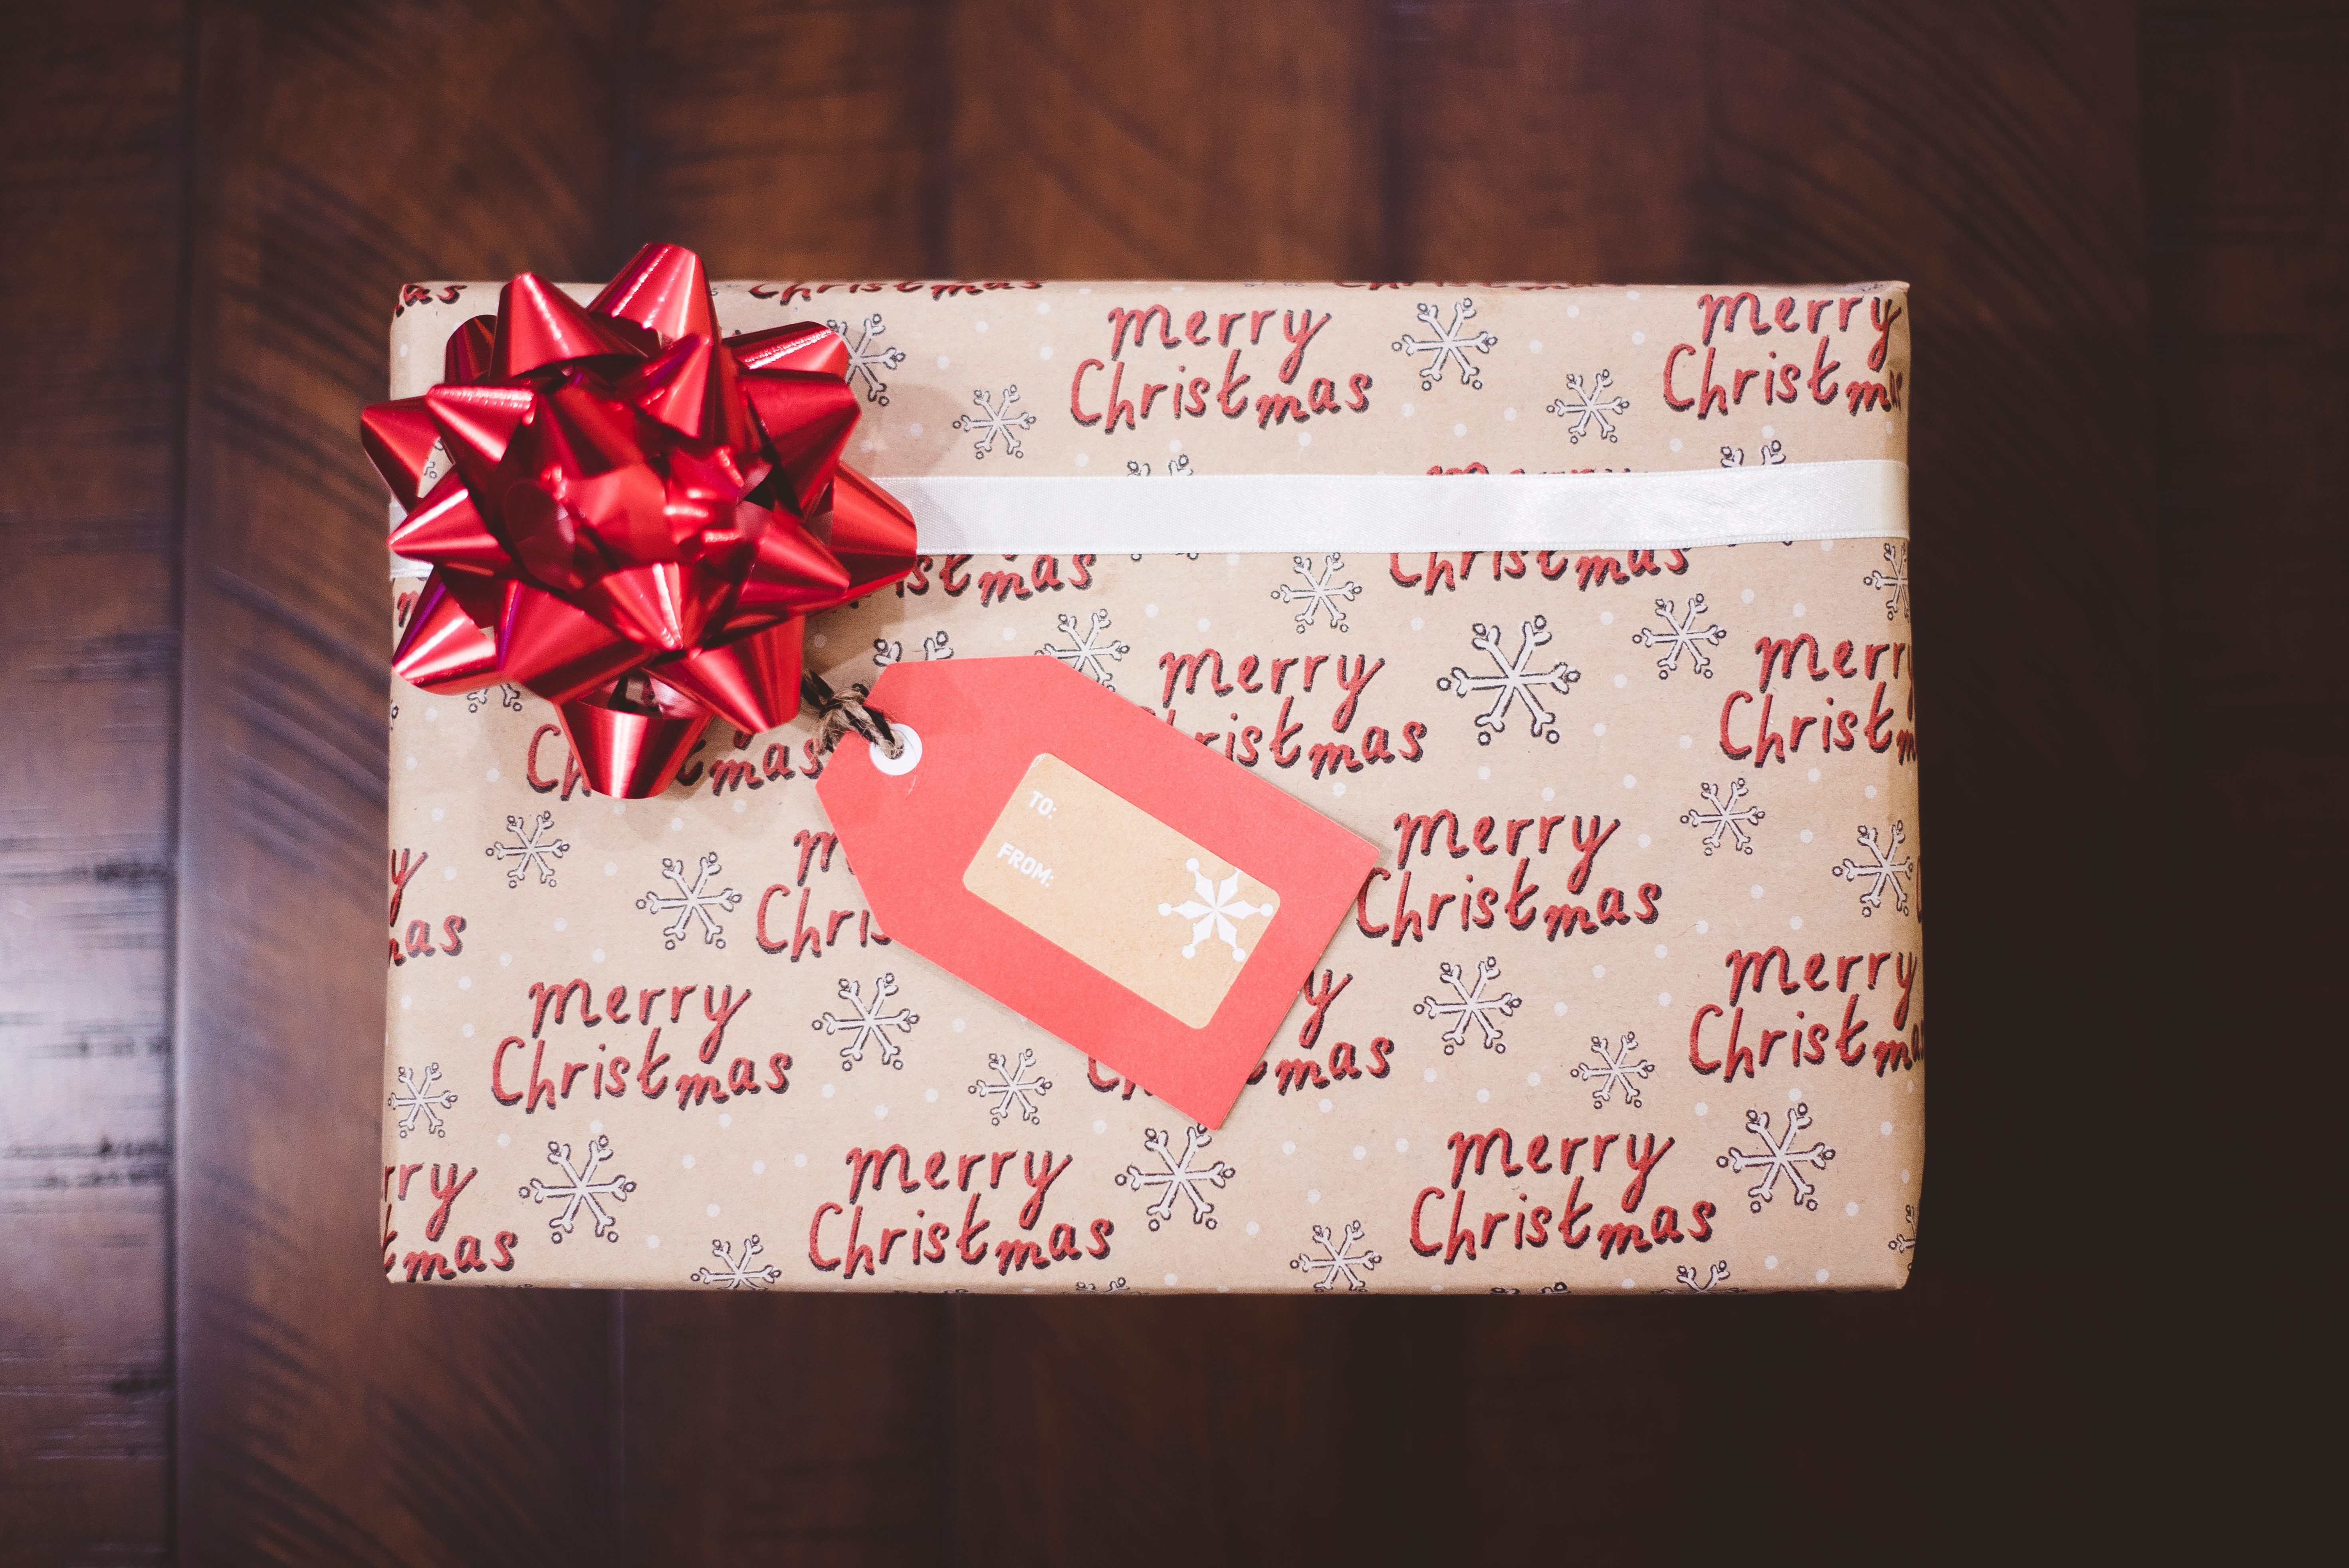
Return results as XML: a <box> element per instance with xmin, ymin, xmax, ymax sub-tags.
<box><xmin>391</xmin><ymin>459</ymin><xmax>1905</xmax><ymax>577</ymax></box>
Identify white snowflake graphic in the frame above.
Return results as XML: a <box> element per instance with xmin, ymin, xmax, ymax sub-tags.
<box><xmin>1074</xmin><ymin>1277</ymin><xmax>1128</xmax><ymax>1292</ymax></box>
<box><xmin>813</xmin><ymin>973</ymin><xmax>919</xmax><ymax>1071</ymax></box>
<box><xmin>465</xmin><ymin>683</ymin><xmax>523</xmax><ymax>713</ymax></box>
<box><xmin>969</xmin><ymin>1048</ymin><xmax>1052</xmax><ymax>1126</ymax></box>
<box><xmin>486</xmin><ymin>810</ymin><xmax>570</xmax><ymax>888</ymax></box>
<box><xmin>1717</xmin><ymin>1103</ymin><xmax>1837</xmax><ymax>1213</ymax></box>
<box><xmin>874</xmin><ymin>630</ymin><xmax>953</xmax><ymax>666</ymax></box>
<box><xmin>1864</xmin><ymin>541</ymin><xmax>1911</xmax><ymax>621</ymax></box>
<box><xmin>1039</xmin><ymin>608</ymin><xmax>1130</xmax><ymax>688</ymax></box>
<box><xmin>825</xmin><ymin>312</ymin><xmax>908</xmax><ymax>405</ymax></box>
<box><xmin>1719</xmin><ymin>439</ymin><xmax>1786</xmax><ymax>467</ymax></box>
<box><xmin>1116</xmin><ymin>1124</ymin><xmax>1235</xmax><ymax>1230</ymax></box>
<box><xmin>1126</xmin><ymin>455</ymin><xmax>1193</xmax><ymax>476</ymax></box>
<box><xmin>519</xmin><ymin>1133</ymin><xmax>636</xmax><ymax>1244</ymax></box>
<box><xmin>1269</xmin><ymin>553</ymin><xmax>1363</xmax><ymax>634</ymax></box>
<box><xmin>1832</xmin><ymin>821</ymin><xmax>1915</xmax><ymax>917</ymax></box>
<box><xmin>1414</xmin><ymin>955</ymin><xmax>1523</xmax><ymax>1055</ymax></box>
<box><xmin>1546</xmin><ymin>369</ymin><xmax>1630</xmax><ymax>442</ymax></box>
<box><xmin>1570</xmin><ymin>1031</ymin><xmax>1655</xmax><ymax>1109</ymax></box>
<box><xmin>388</xmin><ymin>1061</ymin><xmax>457</xmax><ymax>1139</ymax></box>
<box><xmin>1676</xmin><ymin>1260</ymin><xmax>1734</xmax><ymax>1293</ymax></box>
<box><xmin>952</xmin><ymin>384</ymin><xmax>1038</xmax><ymax>458</ymax></box>
<box><xmin>1890</xmin><ymin>1205</ymin><xmax>1918</xmax><ymax>1257</ymax></box>
<box><xmin>1682</xmin><ymin>777</ymin><xmax>1765</xmax><ymax>855</ymax></box>
<box><xmin>1393</xmin><ymin>297</ymin><xmax>1498</xmax><ymax>389</ymax></box>
<box><xmin>637</xmin><ymin>851</ymin><xmax>742</xmax><ymax>950</ymax></box>
<box><xmin>1290</xmin><ymin>1220</ymin><xmax>1381</xmax><ymax>1291</ymax></box>
<box><xmin>690</xmin><ymin>1235</ymin><xmax>783</xmax><ymax>1290</ymax></box>
<box><xmin>1437</xmin><ymin>617</ymin><xmax>1578</xmax><ymax>745</ymax></box>
<box><xmin>1158</xmin><ymin>857</ymin><xmax>1273</xmax><ymax>962</ymax></box>
<box><xmin>1630</xmin><ymin>595</ymin><xmax>1728</xmax><ymax>680</ymax></box>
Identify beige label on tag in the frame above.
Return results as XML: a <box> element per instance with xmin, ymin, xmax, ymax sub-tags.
<box><xmin>961</xmin><ymin>754</ymin><xmax>1278</xmax><ymax>1029</ymax></box>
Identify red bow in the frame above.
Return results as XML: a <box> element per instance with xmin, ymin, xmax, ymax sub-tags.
<box><xmin>362</xmin><ymin>243</ymin><xmax>916</xmax><ymax>797</ymax></box>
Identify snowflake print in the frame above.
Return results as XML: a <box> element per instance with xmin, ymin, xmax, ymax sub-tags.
<box><xmin>637</xmin><ymin>851</ymin><xmax>742</xmax><ymax>949</ymax></box>
<box><xmin>1039</xmin><ymin>608</ymin><xmax>1130</xmax><ymax>688</ymax></box>
<box><xmin>690</xmin><ymin>1235</ymin><xmax>783</xmax><ymax>1290</ymax></box>
<box><xmin>1546</xmin><ymin>369</ymin><xmax>1629</xmax><ymax>442</ymax></box>
<box><xmin>874</xmin><ymin>630</ymin><xmax>953</xmax><ymax>666</ymax></box>
<box><xmin>1116</xmin><ymin>1124</ymin><xmax>1235</xmax><ymax>1230</ymax></box>
<box><xmin>1865</xmin><ymin>541</ymin><xmax>1911</xmax><ymax>621</ymax></box>
<box><xmin>388</xmin><ymin>1061</ymin><xmax>457</xmax><ymax>1139</ymax></box>
<box><xmin>465</xmin><ymin>683</ymin><xmax>523</xmax><ymax>713</ymax></box>
<box><xmin>1717</xmin><ymin>1103</ymin><xmax>1836</xmax><ymax>1213</ymax></box>
<box><xmin>952</xmin><ymin>385</ymin><xmax>1038</xmax><ymax>458</ymax></box>
<box><xmin>1158</xmin><ymin>858</ymin><xmax>1274</xmax><ymax>962</ymax></box>
<box><xmin>519</xmin><ymin>1133</ymin><xmax>636</xmax><ymax>1244</ymax></box>
<box><xmin>1074</xmin><ymin>1277</ymin><xmax>1128</xmax><ymax>1292</ymax></box>
<box><xmin>1126</xmin><ymin>455</ymin><xmax>1193</xmax><ymax>476</ymax></box>
<box><xmin>1290</xmin><ymin>1220</ymin><xmax>1381</xmax><ymax>1291</ymax></box>
<box><xmin>1889</xmin><ymin>1205</ymin><xmax>1918</xmax><ymax>1257</ymax></box>
<box><xmin>1676</xmin><ymin>1260</ymin><xmax>1735</xmax><ymax>1293</ymax></box>
<box><xmin>1437</xmin><ymin>617</ymin><xmax>1578</xmax><ymax>745</ymax></box>
<box><xmin>1832</xmin><ymin>821</ymin><xmax>1915</xmax><ymax>917</ymax></box>
<box><xmin>1414</xmin><ymin>955</ymin><xmax>1523</xmax><ymax>1055</ymax></box>
<box><xmin>1393</xmin><ymin>297</ymin><xmax>1498</xmax><ymax>389</ymax></box>
<box><xmin>1269</xmin><ymin>554</ymin><xmax>1362</xmax><ymax>634</ymax></box>
<box><xmin>825</xmin><ymin>312</ymin><xmax>907</xmax><ymax>405</ymax></box>
<box><xmin>813</xmin><ymin>973</ymin><xmax>919</xmax><ymax>1071</ymax></box>
<box><xmin>1570</xmin><ymin>1031</ymin><xmax>1654</xmax><ymax>1109</ymax></box>
<box><xmin>486</xmin><ymin>811</ymin><xmax>569</xmax><ymax>888</ymax></box>
<box><xmin>1719</xmin><ymin>439</ymin><xmax>1786</xmax><ymax>467</ymax></box>
<box><xmin>1630</xmin><ymin>595</ymin><xmax>1728</xmax><ymax>680</ymax></box>
<box><xmin>1682</xmin><ymin>777</ymin><xmax>1765</xmax><ymax>855</ymax></box>
<box><xmin>969</xmin><ymin>1048</ymin><xmax>1052</xmax><ymax>1126</ymax></box>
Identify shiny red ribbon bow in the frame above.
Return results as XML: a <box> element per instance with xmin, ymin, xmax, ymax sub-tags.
<box><xmin>362</xmin><ymin>243</ymin><xmax>916</xmax><ymax>797</ymax></box>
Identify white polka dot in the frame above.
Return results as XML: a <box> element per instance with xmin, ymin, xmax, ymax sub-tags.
<box><xmin>1750</xmin><ymin>885</ymin><xmax>1764</xmax><ymax>899</ymax></box>
<box><xmin>1592</xmin><ymin>964</ymin><xmax>1606</xmax><ymax>979</ymax></box>
<box><xmin>1613</xmin><ymin>674</ymin><xmax>1628</xmax><ymax>689</ymax></box>
<box><xmin>1525</xmin><ymin>1072</ymin><xmax>1541</xmax><ymax>1087</ymax></box>
<box><xmin>1037</xmin><ymin>301</ymin><xmax>1052</xmax><ymax>314</ymax></box>
<box><xmin>1621</xmin><ymin>1277</ymin><xmax>1636</xmax><ymax>1289</ymax></box>
<box><xmin>1881</xmin><ymin>1121</ymin><xmax>1893</xmax><ymax>1136</ymax></box>
<box><xmin>497</xmin><ymin>1132</ymin><xmax>510</xmax><ymax>1146</ymax></box>
<box><xmin>399</xmin><ymin>994</ymin><xmax>412</xmax><ymax>1010</ymax></box>
<box><xmin>1002</xmin><ymin>626</ymin><xmax>1017</xmax><ymax>641</ymax></box>
<box><xmin>1637</xmin><ymin>833</ymin><xmax>1651</xmax><ymax>848</ymax></box>
<box><xmin>1599</xmin><ymin>610</ymin><xmax>1615</xmax><ymax>626</ymax></box>
<box><xmin>935</xmin><ymin>354</ymin><xmax>950</xmax><ymax>369</ymax></box>
<box><xmin>909</xmin><ymin>422</ymin><xmax>923</xmax><ymax>437</ymax></box>
<box><xmin>1073</xmin><ymin>452</ymin><xmax>1088</xmax><ymax>468</ymax></box>
<box><xmin>1807</xmin><ymin>768</ymin><xmax>1822</xmax><ymax>783</ymax></box>
<box><xmin>1531</xmin><ymin>336</ymin><xmax>1546</xmax><ymax>350</ymax></box>
<box><xmin>1788</xmin><ymin>1086</ymin><xmax>1805</xmax><ymax>1104</ymax></box>
<box><xmin>873</xmin><ymin>1103</ymin><xmax>888</xmax><ymax>1118</ymax></box>
<box><xmin>1740</xmin><ymin>588</ymin><xmax>1755</xmax><ymax>603</ymax></box>
<box><xmin>1505</xmin><ymin>407</ymin><xmax>1517</xmax><ymax>421</ymax></box>
<box><xmin>1695</xmin><ymin>921</ymin><xmax>1708</xmax><ymax>934</ymax></box>
<box><xmin>1592</xmin><ymin>722</ymin><xmax>1607</xmax><ymax>737</ymax></box>
<box><xmin>646</xmin><ymin>1235</ymin><xmax>660</xmax><ymax>1249</ymax></box>
<box><xmin>718</xmin><ymin>1114</ymin><xmax>730</xmax><ymax>1128</ymax></box>
<box><xmin>821</xmin><ymin>1084</ymin><xmax>835</xmax><ymax>1099</ymax></box>
<box><xmin>1626</xmin><ymin>290</ymin><xmax>1641</xmax><ymax>301</ymax></box>
<box><xmin>1318</xmin><ymin>1098</ymin><xmax>1333</xmax><ymax>1113</ymax></box>
<box><xmin>752</xmin><ymin>1160</ymin><xmax>764</xmax><ymax>1174</ymax></box>
<box><xmin>1424</xmin><ymin>1067</ymin><xmax>1437</xmax><ymax>1082</ymax></box>
<box><xmin>604</xmin><ymin>861</ymin><xmax>618</xmax><ymax>876</ymax></box>
<box><xmin>1788</xmin><ymin>916</ymin><xmax>1803</xmax><ymax>931</ymax></box>
<box><xmin>952</xmin><ymin>1018</ymin><xmax>966</xmax><ymax>1033</ymax></box>
<box><xmin>1654</xmin><ymin>944</ymin><xmax>1669</xmax><ymax>959</ymax></box>
<box><xmin>499</xmin><ymin>952</ymin><xmax>512</xmax><ymax>966</ymax></box>
<box><xmin>1657</xmin><ymin>992</ymin><xmax>1671</xmax><ymax>1006</ymax></box>
<box><xmin>612</xmin><ymin>802</ymin><xmax>625</xmax><ymax>815</ymax></box>
<box><xmin>1245</xmin><ymin>1221</ymin><xmax>1259</xmax><ymax>1235</ymax></box>
<box><xmin>1093</xmin><ymin>1119</ymin><xmax>1106</xmax><ymax>1134</ymax></box>
<box><xmin>1800</xmin><ymin>830</ymin><xmax>1814</xmax><ymax>844</ymax></box>
<box><xmin>1845</xmin><ymin>1201</ymin><xmax>1859</xmax><ymax>1216</ymax></box>
<box><xmin>706</xmin><ymin>1203</ymin><xmax>721</xmax><ymax>1218</ymax></box>
<box><xmin>925</xmin><ymin>1088</ymin><xmax>939</xmax><ymax>1103</ymax></box>
<box><xmin>1453</xmin><ymin>422</ymin><xmax>1467</xmax><ymax>437</ymax></box>
<box><xmin>1552</xmin><ymin>1001</ymin><xmax>1567</xmax><ymax>1016</ymax></box>
<box><xmin>1540</xmin><ymin>786</ymin><xmax>1554</xmax><ymax>801</ymax></box>
<box><xmin>484</xmin><ymin>767</ymin><xmax>500</xmax><ymax>783</ymax></box>
<box><xmin>973</xmin><ymin>320</ymin><xmax>988</xmax><ymax>333</ymax></box>
<box><xmin>1352</xmin><ymin>1146</ymin><xmax>1367</xmax><ymax>1160</ymax></box>
<box><xmin>1815</xmin><ymin>1269</ymin><xmax>1831</xmax><ymax>1284</ymax></box>
<box><xmin>1282</xmin><ymin>1140</ymin><xmax>1296</xmax><ymax>1155</ymax></box>
<box><xmin>1631</xmin><ymin>331</ymin><xmax>1645</xmax><ymax>345</ymax></box>
<box><xmin>553</xmin><ymin>918</ymin><xmax>567</xmax><ymax>932</ymax></box>
<box><xmin>1694</xmin><ymin>1102</ymin><xmax>1708</xmax><ymax>1116</ymax></box>
<box><xmin>1669</xmin><ymin>437</ymin><xmax>1683</xmax><ymax>453</ymax></box>
<box><xmin>794</xmin><ymin>1153</ymin><xmax>807</xmax><ymax>1168</ymax></box>
<box><xmin>430</xmin><ymin>807</ymin><xmax>444</xmax><ymax>822</ymax></box>
<box><xmin>1401</xmin><ymin>401</ymin><xmax>1415</xmax><ymax>417</ymax></box>
<box><xmin>859</xmin><ymin>438</ymin><xmax>874</xmax><ymax>453</ymax></box>
<box><xmin>1902</xmin><ymin>1169</ymin><xmax>1911</xmax><ymax>1183</ymax></box>
<box><xmin>1679</xmin><ymin>735</ymin><xmax>1693</xmax><ymax>749</ymax></box>
<box><xmin>670</xmin><ymin>817</ymin><xmax>683</xmax><ymax>831</ymax></box>
<box><xmin>1395</xmin><ymin>1138</ymin><xmax>1410</xmax><ymax>1153</ymax></box>
<box><xmin>1476</xmin><ymin>1088</ymin><xmax>1490</xmax><ymax>1103</ymax></box>
<box><xmin>1409</xmin><ymin>616</ymin><xmax>1424</xmax><ymax>631</ymax></box>
<box><xmin>403</xmin><ymin>755</ymin><xmax>415</xmax><ymax>770</ymax></box>
<box><xmin>1764</xmin><ymin>1255</ymin><xmax>1779</xmax><ymax>1270</ymax></box>
<box><xmin>1164</xmin><ymin>1273</ymin><xmax>1179</xmax><ymax>1286</ymax></box>
<box><xmin>398</xmin><ymin>343</ymin><xmax>409</xmax><ymax>358</ymax></box>
<box><xmin>1145</xmin><ymin>604</ymin><xmax>1159</xmax><ymax>618</ymax></box>
<box><xmin>1622</xmin><ymin>774</ymin><xmax>1637</xmax><ymax>789</ymax></box>
<box><xmin>1332</xmin><ymin>781</ymin><xmax>1346</xmax><ymax>797</ymax></box>
<box><xmin>1038</xmin><ymin>345</ymin><xmax>1053</xmax><ymax>360</ymax></box>
<box><xmin>1819</xmin><ymin>538</ymin><xmax>1833</xmax><ymax>552</ymax></box>
<box><xmin>1306</xmin><ymin>1189</ymin><xmax>1321</xmax><ymax>1204</ymax></box>
<box><xmin>1865</xmin><ymin>784</ymin><xmax>1878</xmax><ymax>799</ymax></box>
<box><xmin>460</xmin><ymin>1022</ymin><xmax>474</xmax><ymax>1035</ymax></box>
<box><xmin>1298</xmin><ymin>430</ymin><xmax>1312</xmax><ymax>447</ymax></box>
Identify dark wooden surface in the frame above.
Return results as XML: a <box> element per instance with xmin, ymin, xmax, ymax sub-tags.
<box><xmin>2</xmin><ymin>2</ymin><xmax>2335</xmax><ymax>1562</ymax></box>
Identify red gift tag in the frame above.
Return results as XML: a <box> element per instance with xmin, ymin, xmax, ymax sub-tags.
<box><xmin>818</xmin><ymin>658</ymin><xmax>1380</xmax><ymax>1127</ymax></box>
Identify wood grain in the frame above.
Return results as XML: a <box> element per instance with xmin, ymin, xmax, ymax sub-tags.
<box><xmin>175</xmin><ymin>4</ymin><xmax>629</xmax><ymax>1563</ymax></box>
<box><xmin>0</xmin><ymin>8</ymin><xmax>185</xmax><ymax>1564</ymax></box>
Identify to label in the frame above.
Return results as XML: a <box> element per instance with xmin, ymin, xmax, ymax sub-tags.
<box><xmin>818</xmin><ymin>658</ymin><xmax>1379</xmax><ymax>1126</ymax></box>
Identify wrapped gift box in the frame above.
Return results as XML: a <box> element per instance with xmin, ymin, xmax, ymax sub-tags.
<box><xmin>381</xmin><ymin>276</ymin><xmax>1921</xmax><ymax>1293</ymax></box>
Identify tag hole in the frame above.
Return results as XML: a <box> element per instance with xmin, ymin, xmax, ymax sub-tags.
<box><xmin>869</xmin><ymin>724</ymin><xmax>923</xmax><ymax>776</ymax></box>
